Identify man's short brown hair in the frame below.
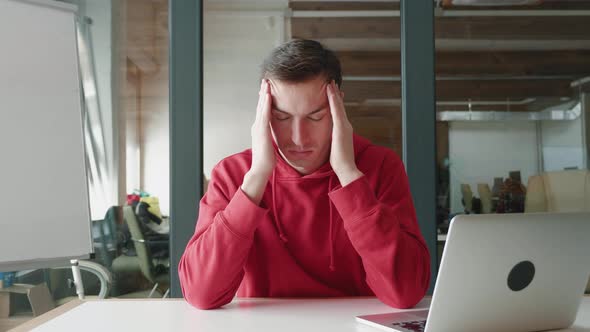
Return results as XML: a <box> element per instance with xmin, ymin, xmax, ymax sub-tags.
<box><xmin>261</xmin><ymin>39</ymin><xmax>342</xmax><ymax>87</ymax></box>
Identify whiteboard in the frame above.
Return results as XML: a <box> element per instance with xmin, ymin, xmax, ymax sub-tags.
<box><xmin>0</xmin><ymin>0</ymin><xmax>93</xmax><ymax>271</ymax></box>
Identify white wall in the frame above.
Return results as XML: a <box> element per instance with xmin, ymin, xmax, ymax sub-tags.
<box><xmin>541</xmin><ymin>117</ymin><xmax>584</xmax><ymax>171</ymax></box>
<box><xmin>448</xmin><ymin>121</ymin><xmax>539</xmax><ymax>214</ymax></box>
<box><xmin>203</xmin><ymin>11</ymin><xmax>284</xmax><ymax>177</ymax></box>
<box><xmin>141</xmin><ymin>71</ymin><xmax>170</xmax><ymax>215</ymax></box>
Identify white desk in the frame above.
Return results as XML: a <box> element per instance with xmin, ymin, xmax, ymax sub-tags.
<box><xmin>12</xmin><ymin>296</ymin><xmax>590</xmax><ymax>332</ymax></box>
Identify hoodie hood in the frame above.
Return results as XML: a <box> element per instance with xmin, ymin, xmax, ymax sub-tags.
<box><xmin>271</xmin><ymin>134</ymin><xmax>372</xmax><ymax>179</ymax></box>
<box><xmin>270</xmin><ymin>134</ymin><xmax>372</xmax><ymax>271</ymax></box>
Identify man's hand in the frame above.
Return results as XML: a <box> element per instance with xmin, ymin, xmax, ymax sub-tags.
<box><xmin>241</xmin><ymin>79</ymin><xmax>276</xmax><ymax>204</ymax></box>
<box><xmin>327</xmin><ymin>80</ymin><xmax>364</xmax><ymax>187</ymax></box>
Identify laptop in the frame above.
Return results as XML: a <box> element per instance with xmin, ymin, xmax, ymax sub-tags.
<box><xmin>356</xmin><ymin>212</ymin><xmax>590</xmax><ymax>332</ymax></box>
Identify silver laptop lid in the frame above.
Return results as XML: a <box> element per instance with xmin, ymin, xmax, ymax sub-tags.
<box><xmin>426</xmin><ymin>212</ymin><xmax>590</xmax><ymax>332</ymax></box>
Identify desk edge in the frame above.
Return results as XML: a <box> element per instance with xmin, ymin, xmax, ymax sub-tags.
<box><xmin>8</xmin><ymin>299</ymin><xmax>83</xmax><ymax>332</ymax></box>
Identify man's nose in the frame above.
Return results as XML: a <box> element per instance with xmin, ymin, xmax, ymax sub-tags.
<box><xmin>291</xmin><ymin>120</ymin><xmax>309</xmax><ymax>147</ymax></box>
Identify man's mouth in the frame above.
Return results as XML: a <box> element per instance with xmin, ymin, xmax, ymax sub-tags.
<box><xmin>288</xmin><ymin>150</ymin><xmax>313</xmax><ymax>157</ymax></box>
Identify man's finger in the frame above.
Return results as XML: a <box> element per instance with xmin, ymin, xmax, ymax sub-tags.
<box><xmin>255</xmin><ymin>80</ymin><xmax>267</xmax><ymax>121</ymax></box>
<box><xmin>328</xmin><ymin>80</ymin><xmax>346</xmax><ymax>127</ymax></box>
<box><xmin>256</xmin><ymin>80</ymin><xmax>264</xmax><ymax>114</ymax></box>
<box><xmin>333</xmin><ymin>81</ymin><xmax>346</xmax><ymax>111</ymax></box>
<box><xmin>327</xmin><ymin>81</ymin><xmax>336</xmax><ymax>114</ymax></box>
<box><xmin>261</xmin><ymin>94</ymin><xmax>271</xmax><ymax>124</ymax></box>
<box><xmin>261</xmin><ymin>79</ymin><xmax>268</xmax><ymax>101</ymax></box>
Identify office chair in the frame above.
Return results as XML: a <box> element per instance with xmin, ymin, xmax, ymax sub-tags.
<box><xmin>460</xmin><ymin>183</ymin><xmax>473</xmax><ymax>213</ymax></box>
<box><xmin>2</xmin><ymin>260</ymin><xmax>111</xmax><ymax>318</ymax></box>
<box><xmin>50</xmin><ymin>260</ymin><xmax>112</xmax><ymax>305</ymax></box>
<box><xmin>111</xmin><ymin>206</ymin><xmax>169</xmax><ymax>297</ymax></box>
<box><xmin>92</xmin><ymin>206</ymin><xmax>119</xmax><ymax>268</ymax></box>
<box><xmin>477</xmin><ymin>183</ymin><xmax>492</xmax><ymax>214</ymax></box>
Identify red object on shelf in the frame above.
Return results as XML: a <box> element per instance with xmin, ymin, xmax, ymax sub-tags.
<box><xmin>126</xmin><ymin>194</ymin><xmax>141</xmax><ymax>206</ymax></box>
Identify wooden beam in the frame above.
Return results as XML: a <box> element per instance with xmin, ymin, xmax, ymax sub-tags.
<box><xmin>289</xmin><ymin>1</ymin><xmax>398</xmax><ymax>11</ymax></box>
<box><xmin>435</xmin><ymin>50</ymin><xmax>590</xmax><ymax>77</ymax></box>
<box><xmin>292</xmin><ymin>17</ymin><xmax>398</xmax><ymax>40</ymax></box>
<box><xmin>436</xmin><ymin>79</ymin><xmax>574</xmax><ymax>100</ymax></box>
<box><xmin>348</xmin><ymin>115</ymin><xmax>399</xmax><ymax>141</ymax></box>
<box><xmin>342</xmin><ymin>79</ymin><xmax>574</xmax><ymax>102</ymax></box>
<box><xmin>338</xmin><ymin>50</ymin><xmax>590</xmax><ymax>78</ymax></box>
<box><xmin>443</xmin><ymin>1</ymin><xmax>590</xmax><ymax>10</ymax></box>
<box><xmin>437</xmin><ymin>16</ymin><xmax>590</xmax><ymax>41</ymax></box>
<box><xmin>346</xmin><ymin>105</ymin><xmax>400</xmax><ymax>118</ymax></box>
<box><xmin>339</xmin><ymin>51</ymin><xmax>400</xmax><ymax>77</ymax></box>
<box><xmin>347</xmin><ymin>112</ymin><xmax>401</xmax><ymax>154</ymax></box>
<box><xmin>291</xmin><ymin>16</ymin><xmax>590</xmax><ymax>41</ymax></box>
<box><xmin>342</xmin><ymin>80</ymin><xmax>401</xmax><ymax>102</ymax></box>
<box><xmin>289</xmin><ymin>0</ymin><xmax>590</xmax><ymax>11</ymax></box>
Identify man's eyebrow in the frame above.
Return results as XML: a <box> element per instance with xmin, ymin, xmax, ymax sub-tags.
<box><xmin>273</xmin><ymin>102</ymin><xmax>329</xmax><ymax>115</ymax></box>
<box><xmin>273</xmin><ymin>107</ymin><xmax>290</xmax><ymax>114</ymax></box>
<box><xmin>309</xmin><ymin>104</ymin><xmax>328</xmax><ymax>115</ymax></box>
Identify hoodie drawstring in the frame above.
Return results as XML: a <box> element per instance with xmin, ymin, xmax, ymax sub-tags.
<box><xmin>271</xmin><ymin>169</ymin><xmax>336</xmax><ymax>271</ymax></box>
<box><xmin>328</xmin><ymin>175</ymin><xmax>336</xmax><ymax>272</ymax></box>
<box><xmin>272</xmin><ymin>170</ymin><xmax>288</xmax><ymax>243</ymax></box>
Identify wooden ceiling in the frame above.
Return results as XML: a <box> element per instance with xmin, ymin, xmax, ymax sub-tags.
<box><xmin>289</xmin><ymin>0</ymin><xmax>590</xmax><ymax>113</ymax></box>
<box><xmin>289</xmin><ymin>1</ymin><xmax>590</xmax><ymax>11</ymax></box>
<box><xmin>338</xmin><ymin>50</ymin><xmax>590</xmax><ymax>77</ymax></box>
<box><xmin>288</xmin><ymin>0</ymin><xmax>590</xmax><ymax>153</ymax></box>
<box><xmin>292</xmin><ymin>16</ymin><xmax>590</xmax><ymax>41</ymax></box>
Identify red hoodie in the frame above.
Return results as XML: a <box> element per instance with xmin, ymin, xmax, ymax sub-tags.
<box><xmin>179</xmin><ymin>134</ymin><xmax>430</xmax><ymax>310</ymax></box>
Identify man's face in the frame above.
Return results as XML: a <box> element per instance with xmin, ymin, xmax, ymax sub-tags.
<box><xmin>268</xmin><ymin>76</ymin><xmax>334</xmax><ymax>175</ymax></box>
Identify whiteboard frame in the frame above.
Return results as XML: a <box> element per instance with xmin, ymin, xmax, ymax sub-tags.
<box><xmin>0</xmin><ymin>0</ymin><xmax>94</xmax><ymax>272</ymax></box>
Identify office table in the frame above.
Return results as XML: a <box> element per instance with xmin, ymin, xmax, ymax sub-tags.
<box><xmin>12</xmin><ymin>296</ymin><xmax>590</xmax><ymax>332</ymax></box>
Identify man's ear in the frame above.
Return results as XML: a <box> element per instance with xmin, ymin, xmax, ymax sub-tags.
<box><xmin>340</xmin><ymin>91</ymin><xmax>344</xmax><ymax>99</ymax></box>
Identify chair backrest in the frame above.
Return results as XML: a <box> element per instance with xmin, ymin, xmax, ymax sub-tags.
<box><xmin>543</xmin><ymin>170</ymin><xmax>589</xmax><ymax>212</ymax></box>
<box><xmin>477</xmin><ymin>183</ymin><xmax>492</xmax><ymax>214</ymax></box>
<box><xmin>525</xmin><ymin>170</ymin><xmax>590</xmax><ymax>213</ymax></box>
<box><xmin>92</xmin><ymin>206</ymin><xmax>119</xmax><ymax>267</ymax></box>
<box><xmin>460</xmin><ymin>184</ymin><xmax>473</xmax><ymax>212</ymax></box>
<box><xmin>123</xmin><ymin>206</ymin><xmax>156</xmax><ymax>283</ymax></box>
<box><xmin>525</xmin><ymin>174</ymin><xmax>548</xmax><ymax>212</ymax></box>
<box><xmin>103</xmin><ymin>206</ymin><xmax>118</xmax><ymax>247</ymax></box>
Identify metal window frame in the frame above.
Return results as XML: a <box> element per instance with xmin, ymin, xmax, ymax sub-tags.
<box><xmin>169</xmin><ymin>0</ymin><xmax>203</xmax><ymax>298</ymax></box>
<box><xmin>401</xmin><ymin>0</ymin><xmax>438</xmax><ymax>293</ymax></box>
<box><xmin>168</xmin><ymin>0</ymin><xmax>439</xmax><ymax>297</ymax></box>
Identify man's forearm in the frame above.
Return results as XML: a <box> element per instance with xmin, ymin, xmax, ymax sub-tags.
<box><xmin>335</xmin><ymin>168</ymin><xmax>364</xmax><ymax>187</ymax></box>
<box><xmin>241</xmin><ymin>171</ymin><xmax>270</xmax><ymax>205</ymax></box>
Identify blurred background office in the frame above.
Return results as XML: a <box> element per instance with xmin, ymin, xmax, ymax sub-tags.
<box><xmin>2</xmin><ymin>0</ymin><xmax>589</xmax><ymax>330</ymax></box>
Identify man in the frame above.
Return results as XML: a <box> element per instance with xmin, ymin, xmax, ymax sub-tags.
<box><xmin>179</xmin><ymin>39</ymin><xmax>430</xmax><ymax>310</ymax></box>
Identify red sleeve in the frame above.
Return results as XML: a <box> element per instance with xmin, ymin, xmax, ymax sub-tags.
<box><xmin>328</xmin><ymin>152</ymin><xmax>431</xmax><ymax>308</ymax></box>
<box><xmin>178</xmin><ymin>164</ymin><xmax>268</xmax><ymax>309</ymax></box>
